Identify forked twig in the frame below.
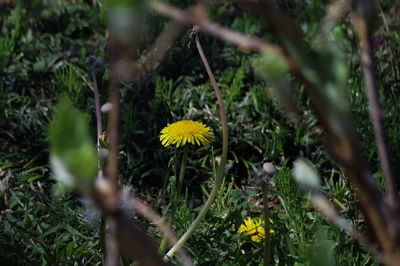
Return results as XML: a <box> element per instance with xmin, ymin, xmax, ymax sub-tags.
<box><xmin>147</xmin><ymin>0</ymin><xmax>293</xmax><ymax>69</ymax></box>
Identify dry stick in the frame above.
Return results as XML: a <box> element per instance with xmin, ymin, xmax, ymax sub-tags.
<box><xmin>351</xmin><ymin>2</ymin><xmax>399</xmax><ymax>210</ymax></box>
<box><xmin>131</xmin><ymin>199</ymin><xmax>193</xmax><ymax>266</ymax></box>
<box><xmin>81</xmin><ymin>69</ymin><xmax>109</xmax><ymax>263</ymax></box>
<box><xmin>83</xmin><ymin>8</ymin><xmax>187</xmax><ymax>266</ymax></box>
<box><xmin>164</xmin><ymin>33</ymin><xmax>229</xmax><ymax>260</ymax></box>
<box><xmin>100</xmin><ymin>16</ymin><xmax>185</xmax><ymax>265</ymax></box>
<box><xmin>80</xmin><ymin>67</ymin><xmax>115</xmax><ymax>264</ymax></box>
<box><xmin>106</xmin><ymin>216</ymin><xmax>119</xmax><ymax>266</ymax></box>
<box><xmin>105</xmin><ymin>79</ymin><xmax>121</xmax><ymax>266</ymax></box>
<box><xmin>310</xmin><ymin>194</ymin><xmax>383</xmax><ymax>262</ymax></box>
<box><xmin>99</xmin><ymin>70</ymin><xmax>168</xmax><ymax>266</ymax></box>
<box><xmin>90</xmin><ymin>72</ymin><xmax>108</xmax><ymax>263</ymax></box>
<box><xmin>318</xmin><ymin>1</ymin><xmax>350</xmax><ymax>38</ymax></box>
<box><xmin>148</xmin><ymin>1</ymin><xmax>267</xmax><ymax>51</ymax></box>
<box><xmin>147</xmin><ymin>1</ymin><xmax>293</xmax><ymax>69</ymax></box>
<box><xmin>139</xmin><ymin>21</ymin><xmax>186</xmax><ymax>74</ymax></box>
<box><xmin>112</xmin><ymin>209</ymin><xmax>169</xmax><ymax>266</ymax></box>
<box><xmin>92</xmin><ymin>72</ymin><xmax>103</xmax><ymax>148</ymax></box>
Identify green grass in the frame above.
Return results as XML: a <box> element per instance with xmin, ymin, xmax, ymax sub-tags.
<box><xmin>1</xmin><ymin>0</ymin><xmax>399</xmax><ymax>265</ymax></box>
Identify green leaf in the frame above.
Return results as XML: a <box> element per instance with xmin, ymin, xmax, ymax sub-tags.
<box><xmin>48</xmin><ymin>97</ymin><xmax>97</xmax><ymax>190</ymax></box>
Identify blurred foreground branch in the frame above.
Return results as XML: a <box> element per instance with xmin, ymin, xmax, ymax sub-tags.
<box><xmin>351</xmin><ymin>0</ymin><xmax>399</xmax><ymax>210</ymax></box>
<box><xmin>147</xmin><ymin>0</ymin><xmax>293</xmax><ymax>68</ymax></box>
<box><xmin>131</xmin><ymin>199</ymin><xmax>192</xmax><ymax>265</ymax></box>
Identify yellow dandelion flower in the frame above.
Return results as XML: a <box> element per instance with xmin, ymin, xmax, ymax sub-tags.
<box><xmin>160</xmin><ymin>120</ymin><xmax>215</xmax><ymax>148</ymax></box>
<box><xmin>237</xmin><ymin>217</ymin><xmax>274</xmax><ymax>243</ymax></box>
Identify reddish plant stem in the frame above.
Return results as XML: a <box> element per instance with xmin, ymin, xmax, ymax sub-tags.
<box><xmin>351</xmin><ymin>1</ymin><xmax>399</xmax><ymax>210</ymax></box>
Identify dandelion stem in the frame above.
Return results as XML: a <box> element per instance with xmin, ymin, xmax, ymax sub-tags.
<box><xmin>164</xmin><ymin>32</ymin><xmax>228</xmax><ymax>260</ymax></box>
<box><xmin>160</xmin><ymin>147</ymin><xmax>188</xmax><ymax>253</ymax></box>
<box><xmin>262</xmin><ymin>183</ymin><xmax>271</xmax><ymax>266</ymax></box>
<box><xmin>175</xmin><ymin>147</ymin><xmax>188</xmax><ymax>207</ymax></box>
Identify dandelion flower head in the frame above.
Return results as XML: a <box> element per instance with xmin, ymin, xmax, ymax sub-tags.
<box><xmin>237</xmin><ymin>217</ymin><xmax>274</xmax><ymax>243</ymax></box>
<box><xmin>160</xmin><ymin>120</ymin><xmax>214</xmax><ymax>148</ymax></box>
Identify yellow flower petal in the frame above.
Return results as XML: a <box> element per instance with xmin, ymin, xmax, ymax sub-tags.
<box><xmin>159</xmin><ymin>120</ymin><xmax>214</xmax><ymax>148</ymax></box>
<box><xmin>237</xmin><ymin>217</ymin><xmax>274</xmax><ymax>243</ymax></box>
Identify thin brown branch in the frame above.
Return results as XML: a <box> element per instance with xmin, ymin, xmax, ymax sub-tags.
<box><xmin>114</xmin><ymin>210</ymin><xmax>169</xmax><ymax>266</ymax></box>
<box><xmin>105</xmin><ymin>217</ymin><xmax>119</xmax><ymax>266</ymax></box>
<box><xmin>92</xmin><ymin>72</ymin><xmax>103</xmax><ymax>148</ymax></box>
<box><xmin>147</xmin><ymin>0</ymin><xmax>294</xmax><ymax>69</ymax></box>
<box><xmin>92</xmin><ymin>180</ymin><xmax>169</xmax><ymax>265</ymax></box>
<box><xmin>139</xmin><ymin>21</ymin><xmax>186</xmax><ymax>74</ymax></box>
<box><xmin>318</xmin><ymin>1</ymin><xmax>350</xmax><ymax>38</ymax></box>
<box><xmin>311</xmin><ymin>194</ymin><xmax>383</xmax><ymax>262</ymax></box>
<box><xmin>106</xmin><ymin>79</ymin><xmax>120</xmax><ymax>193</ymax></box>
<box><xmin>131</xmin><ymin>199</ymin><xmax>193</xmax><ymax>266</ymax></box>
<box><xmin>195</xmin><ymin>33</ymin><xmax>228</xmax><ymax>179</ymax></box>
<box><xmin>351</xmin><ymin>0</ymin><xmax>399</xmax><ymax>210</ymax></box>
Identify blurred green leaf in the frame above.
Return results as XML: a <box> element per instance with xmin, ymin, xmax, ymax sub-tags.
<box><xmin>293</xmin><ymin>157</ymin><xmax>321</xmax><ymax>191</ymax></box>
<box><xmin>255</xmin><ymin>51</ymin><xmax>289</xmax><ymax>82</ymax></box>
<box><xmin>48</xmin><ymin>97</ymin><xmax>97</xmax><ymax>190</ymax></box>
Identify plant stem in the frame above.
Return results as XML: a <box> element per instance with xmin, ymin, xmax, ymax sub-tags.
<box><xmin>90</xmin><ymin>70</ymin><xmax>107</xmax><ymax>264</ymax></box>
<box><xmin>160</xmin><ymin>147</ymin><xmax>188</xmax><ymax>253</ymax></box>
<box><xmin>132</xmin><ymin>198</ymin><xmax>193</xmax><ymax>265</ymax></box>
<box><xmin>100</xmin><ymin>214</ymin><xmax>107</xmax><ymax>264</ymax></box>
<box><xmin>262</xmin><ymin>182</ymin><xmax>271</xmax><ymax>266</ymax></box>
<box><xmin>164</xmin><ymin>32</ymin><xmax>229</xmax><ymax>260</ymax></box>
<box><xmin>351</xmin><ymin>1</ymin><xmax>399</xmax><ymax>210</ymax></box>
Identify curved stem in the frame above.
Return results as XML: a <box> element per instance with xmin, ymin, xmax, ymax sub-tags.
<box><xmin>165</xmin><ymin>33</ymin><xmax>229</xmax><ymax>260</ymax></box>
<box><xmin>160</xmin><ymin>147</ymin><xmax>188</xmax><ymax>252</ymax></box>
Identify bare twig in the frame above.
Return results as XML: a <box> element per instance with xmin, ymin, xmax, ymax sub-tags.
<box><xmin>105</xmin><ymin>216</ymin><xmax>119</xmax><ymax>266</ymax></box>
<box><xmin>92</xmin><ymin>72</ymin><xmax>103</xmax><ymax>148</ymax></box>
<box><xmin>138</xmin><ymin>21</ymin><xmax>186</xmax><ymax>74</ymax></box>
<box><xmin>310</xmin><ymin>194</ymin><xmax>383</xmax><ymax>262</ymax></box>
<box><xmin>351</xmin><ymin>0</ymin><xmax>399</xmax><ymax>210</ymax></box>
<box><xmin>97</xmin><ymin>7</ymin><xmax>183</xmax><ymax>264</ymax></box>
<box><xmin>131</xmin><ymin>199</ymin><xmax>193</xmax><ymax>266</ymax></box>
<box><xmin>103</xmin><ymin>73</ymin><xmax>121</xmax><ymax>265</ymax></box>
<box><xmin>147</xmin><ymin>0</ymin><xmax>293</xmax><ymax>69</ymax></box>
<box><xmin>106</xmin><ymin>78</ymin><xmax>120</xmax><ymax>193</ymax></box>
<box><xmin>318</xmin><ymin>1</ymin><xmax>350</xmax><ymax>38</ymax></box>
<box><xmin>63</xmin><ymin>3</ymin><xmax>188</xmax><ymax>265</ymax></box>
<box><xmin>88</xmin><ymin>70</ymin><xmax>107</xmax><ymax>263</ymax></box>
